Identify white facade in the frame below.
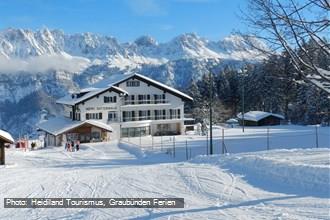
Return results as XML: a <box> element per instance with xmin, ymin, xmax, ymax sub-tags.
<box><xmin>58</xmin><ymin>73</ymin><xmax>193</xmax><ymax>139</ymax></box>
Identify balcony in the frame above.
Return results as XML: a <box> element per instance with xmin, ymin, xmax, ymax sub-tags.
<box><xmin>122</xmin><ymin>99</ymin><xmax>170</xmax><ymax>106</ymax></box>
<box><xmin>122</xmin><ymin>115</ymin><xmax>181</xmax><ymax>122</ymax></box>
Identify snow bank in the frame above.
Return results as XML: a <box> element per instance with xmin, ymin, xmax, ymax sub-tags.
<box><xmin>119</xmin><ymin>141</ymin><xmax>146</xmax><ymax>159</ymax></box>
<box><xmin>192</xmin><ymin>149</ymin><xmax>330</xmax><ymax>196</ymax></box>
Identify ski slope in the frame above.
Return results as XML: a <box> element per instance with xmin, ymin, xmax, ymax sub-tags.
<box><xmin>0</xmin><ymin>141</ymin><xmax>329</xmax><ymax>219</ymax></box>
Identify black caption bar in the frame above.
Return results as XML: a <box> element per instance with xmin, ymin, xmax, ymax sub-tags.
<box><xmin>4</xmin><ymin>198</ymin><xmax>184</xmax><ymax>208</ymax></box>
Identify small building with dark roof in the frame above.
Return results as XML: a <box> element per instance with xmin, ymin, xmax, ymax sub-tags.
<box><xmin>237</xmin><ymin>111</ymin><xmax>285</xmax><ymax>126</ymax></box>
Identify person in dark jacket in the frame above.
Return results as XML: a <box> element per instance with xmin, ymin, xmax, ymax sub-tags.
<box><xmin>75</xmin><ymin>140</ymin><xmax>80</xmax><ymax>151</ymax></box>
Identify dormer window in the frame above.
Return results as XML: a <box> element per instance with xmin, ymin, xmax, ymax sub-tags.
<box><xmin>104</xmin><ymin>96</ymin><xmax>117</xmax><ymax>103</ymax></box>
<box><xmin>126</xmin><ymin>80</ymin><xmax>140</xmax><ymax>87</ymax></box>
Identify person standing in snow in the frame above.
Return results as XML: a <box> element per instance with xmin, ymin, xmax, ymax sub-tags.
<box><xmin>75</xmin><ymin>140</ymin><xmax>80</xmax><ymax>151</ymax></box>
<box><xmin>71</xmin><ymin>140</ymin><xmax>75</xmax><ymax>152</ymax></box>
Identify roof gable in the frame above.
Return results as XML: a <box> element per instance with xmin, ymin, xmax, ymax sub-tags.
<box><xmin>56</xmin><ymin>84</ymin><xmax>129</xmax><ymax>106</ymax></box>
<box><xmin>114</xmin><ymin>73</ymin><xmax>193</xmax><ymax>101</ymax></box>
<box><xmin>56</xmin><ymin>73</ymin><xmax>193</xmax><ymax>106</ymax></box>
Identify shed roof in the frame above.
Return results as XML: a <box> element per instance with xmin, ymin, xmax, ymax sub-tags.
<box><xmin>37</xmin><ymin>117</ymin><xmax>113</xmax><ymax>136</ymax></box>
<box><xmin>0</xmin><ymin>129</ymin><xmax>14</xmax><ymax>144</ymax></box>
<box><xmin>237</xmin><ymin>111</ymin><xmax>284</xmax><ymax>122</ymax></box>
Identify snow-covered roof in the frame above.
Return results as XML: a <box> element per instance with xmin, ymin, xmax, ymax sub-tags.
<box><xmin>56</xmin><ymin>73</ymin><xmax>193</xmax><ymax>106</ymax></box>
<box><xmin>37</xmin><ymin>117</ymin><xmax>113</xmax><ymax>136</ymax></box>
<box><xmin>237</xmin><ymin>111</ymin><xmax>284</xmax><ymax>122</ymax></box>
<box><xmin>134</xmin><ymin>73</ymin><xmax>193</xmax><ymax>101</ymax></box>
<box><xmin>57</xmin><ymin>73</ymin><xmax>132</xmax><ymax>105</ymax></box>
<box><xmin>226</xmin><ymin>118</ymin><xmax>238</xmax><ymax>123</ymax></box>
<box><xmin>0</xmin><ymin>129</ymin><xmax>14</xmax><ymax>144</ymax></box>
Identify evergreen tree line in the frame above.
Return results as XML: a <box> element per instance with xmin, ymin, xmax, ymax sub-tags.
<box><xmin>186</xmin><ymin>41</ymin><xmax>330</xmax><ymax>125</ymax></box>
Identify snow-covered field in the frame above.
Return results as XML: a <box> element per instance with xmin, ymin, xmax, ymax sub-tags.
<box><xmin>0</xmin><ymin>126</ymin><xmax>329</xmax><ymax>219</ymax></box>
<box><xmin>122</xmin><ymin>125</ymin><xmax>330</xmax><ymax>160</ymax></box>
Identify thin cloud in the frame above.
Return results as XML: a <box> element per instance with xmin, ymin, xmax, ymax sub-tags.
<box><xmin>174</xmin><ymin>0</ymin><xmax>213</xmax><ymax>2</ymax></box>
<box><xmin>160</xmin><ymin>24</ymin><xmax>174</xmax><ymax>31</ymax></box>
<box><xmin>126</xmin><ymin>0</ymin><xmax>166</xmax><ymax>16</ymax></box>
<box><xmin>0</xmin><ymin>54</ymin><xmax>90</xmax><ymax>73</ymax></box>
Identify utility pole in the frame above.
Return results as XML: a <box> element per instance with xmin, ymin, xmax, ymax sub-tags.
<box><xmin>209</xmin><ymin>70</ymin><xmax>213</xmax><ymax>155</ymax></box>
<box><xmin>241</xmin><ymin>67</ymin><xmax>247</xmax><ymax>133</ymax></box>
<box><xmin>242</xmin><ymin>72</ymin><xmax>245</xmax><ymax>133</ymax></box>
<box><xmin>315</xmin><ymin>125</ymin><xmax>319</xmax><ymax>148</ymax></box>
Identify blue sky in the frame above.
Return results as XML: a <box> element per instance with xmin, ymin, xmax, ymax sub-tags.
<box><xmin>0</xmin><ymin>0</ymin><xmax>247</xmax><ymax>42</ymax></box>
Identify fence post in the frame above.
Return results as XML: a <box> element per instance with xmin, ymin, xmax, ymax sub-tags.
<box><xmin>315</xmin><ymin>125</ymin><xmax>319</xmax><ymax>148</ymax></box>
<box><xmin>152</xmin><ymin>135</ymin><xmax>154</xmax><ymax>150</ymax></box>
<box><xmin>222</xmin><ymin>129</ymin><xmax>225</xmax><ymax>154</ymax></box>
<box><xmin>161</xmin><ymin>135</ymin><xmax>163</xmax><ymax>152</ymax></box>
<box><xmin>139</xmin><ymin>127</ymin><xmax>142</xmax><ymax>147</ymax></box>
<box><xmin>185</xmin><ymin>139</ymin><xmax>188</xmax><ymax>160</ymax></box>
<box><xmin>206</xmin><ymin>132</ymin><xmax>209</xmax><ymax>155</ymax></box>
<box><xmin>173</xmin><ymin>136</ymin><xmax>176</xmax><ymax>158</ymax></box>
<box><xmin>267</xmin><ymin>127</ymin><xmax>270</xmax><ymax>150</ymax></box>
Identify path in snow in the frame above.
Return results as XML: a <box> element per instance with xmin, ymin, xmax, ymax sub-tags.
<box><xmin>0</xmin><ymin>141</ymin><xmax>329</xmax><ymax>220</ymax></box>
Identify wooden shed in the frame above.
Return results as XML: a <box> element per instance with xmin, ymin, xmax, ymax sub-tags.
<box><xmin>237</xmin><ymin>111</ymin><xmax>285</xmax><ymax>126</ymax></box>
<box><xmin>0</xmin><ymin>130</ymin><xmax>14</xmax><ymax>165</ymax></box>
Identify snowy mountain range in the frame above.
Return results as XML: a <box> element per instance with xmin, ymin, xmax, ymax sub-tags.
<box><xmin>0</xmin><ymin>28</ymin><xmax>265</xmax><ymax>137</ymax></box>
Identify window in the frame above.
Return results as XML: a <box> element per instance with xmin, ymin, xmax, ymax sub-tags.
<box><xmin>170</xmin><ymin>109</ymin><xmax>180</xmax><ymax>119</ymax></box>
<box><xmin>154</xmin><ymin>110</ymin><xmax>163</xmax><ymax>120</ymax></box>
<box><xmin>154</xmin><ymin>94</ymin><xmax>166</xmax><ymax>104</ymax></box>
<box><xmin>108</xmin><ymin>111</ymin><xmax>117</xmax><ymax>122</ymax></box>
<box><xmin>104</xmin><ymin>96</ymin><xmax>117</xmax><ymax>103</ymax></box>
<box><xmin>138</xmin><ymin>110</ymin><xmax>148</xmax><ymax>120</ymax></box>
<box><xmin>91</xmin><ymin>132</ymin><xmax>101</xmax><ymax>140</ymax></box>
<box><xmin>157</xmin><ymin>124</ymin><xmax>170</xmax><ymax>133</ymax></box>
<box><xmin>86</xmin><ymin>113</ymin><xmax>102</xmax><ymax>120</ymax></box>
<box><xmin>138</xmin><ymin>95</ymin><xmax>143</xmax><ymax>104</ymax></box>
<box><xmin>126</xmin><ymin>80</ymin><xmax>140</xmax><ymax>87</ymax></box>
<box><xmin>75</xmin><ymin>113</ymin><xmax>81</xmax><ymax>121</ymax></box>
<box><xmin>121</xmin><ymin>126</ymin><xmax>150</xmax><ymax>137</ymax></box>
<box><xmin>138</xmin><ymin>94</ymin><xmax>151</xmax><ymax>104</ymax></box>
<box><xmin>162</xmin><ymin>94</ymin><xmax>166</xmax><ymax>103</ymax></box>
<box><xmin>122</xmin><ymin>111</ymin><xmax>136</xmax><ymax>122</ymax></box>
<box><xmin>70</xmin><ymin>111</ymin><xmax>81</xmax><ymax>120</ymax></box>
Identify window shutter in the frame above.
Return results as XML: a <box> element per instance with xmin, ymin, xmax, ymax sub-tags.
<box><xmin>99</xmin><ymin>113</ymin><xmax>102</xmax><ymax>119</ymax></box>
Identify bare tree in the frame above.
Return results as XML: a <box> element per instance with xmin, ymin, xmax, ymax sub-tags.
<box><xmin>241</xmin><ymin>0</ymin><xmax>330</xmax><ymax>93</ymax></box>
